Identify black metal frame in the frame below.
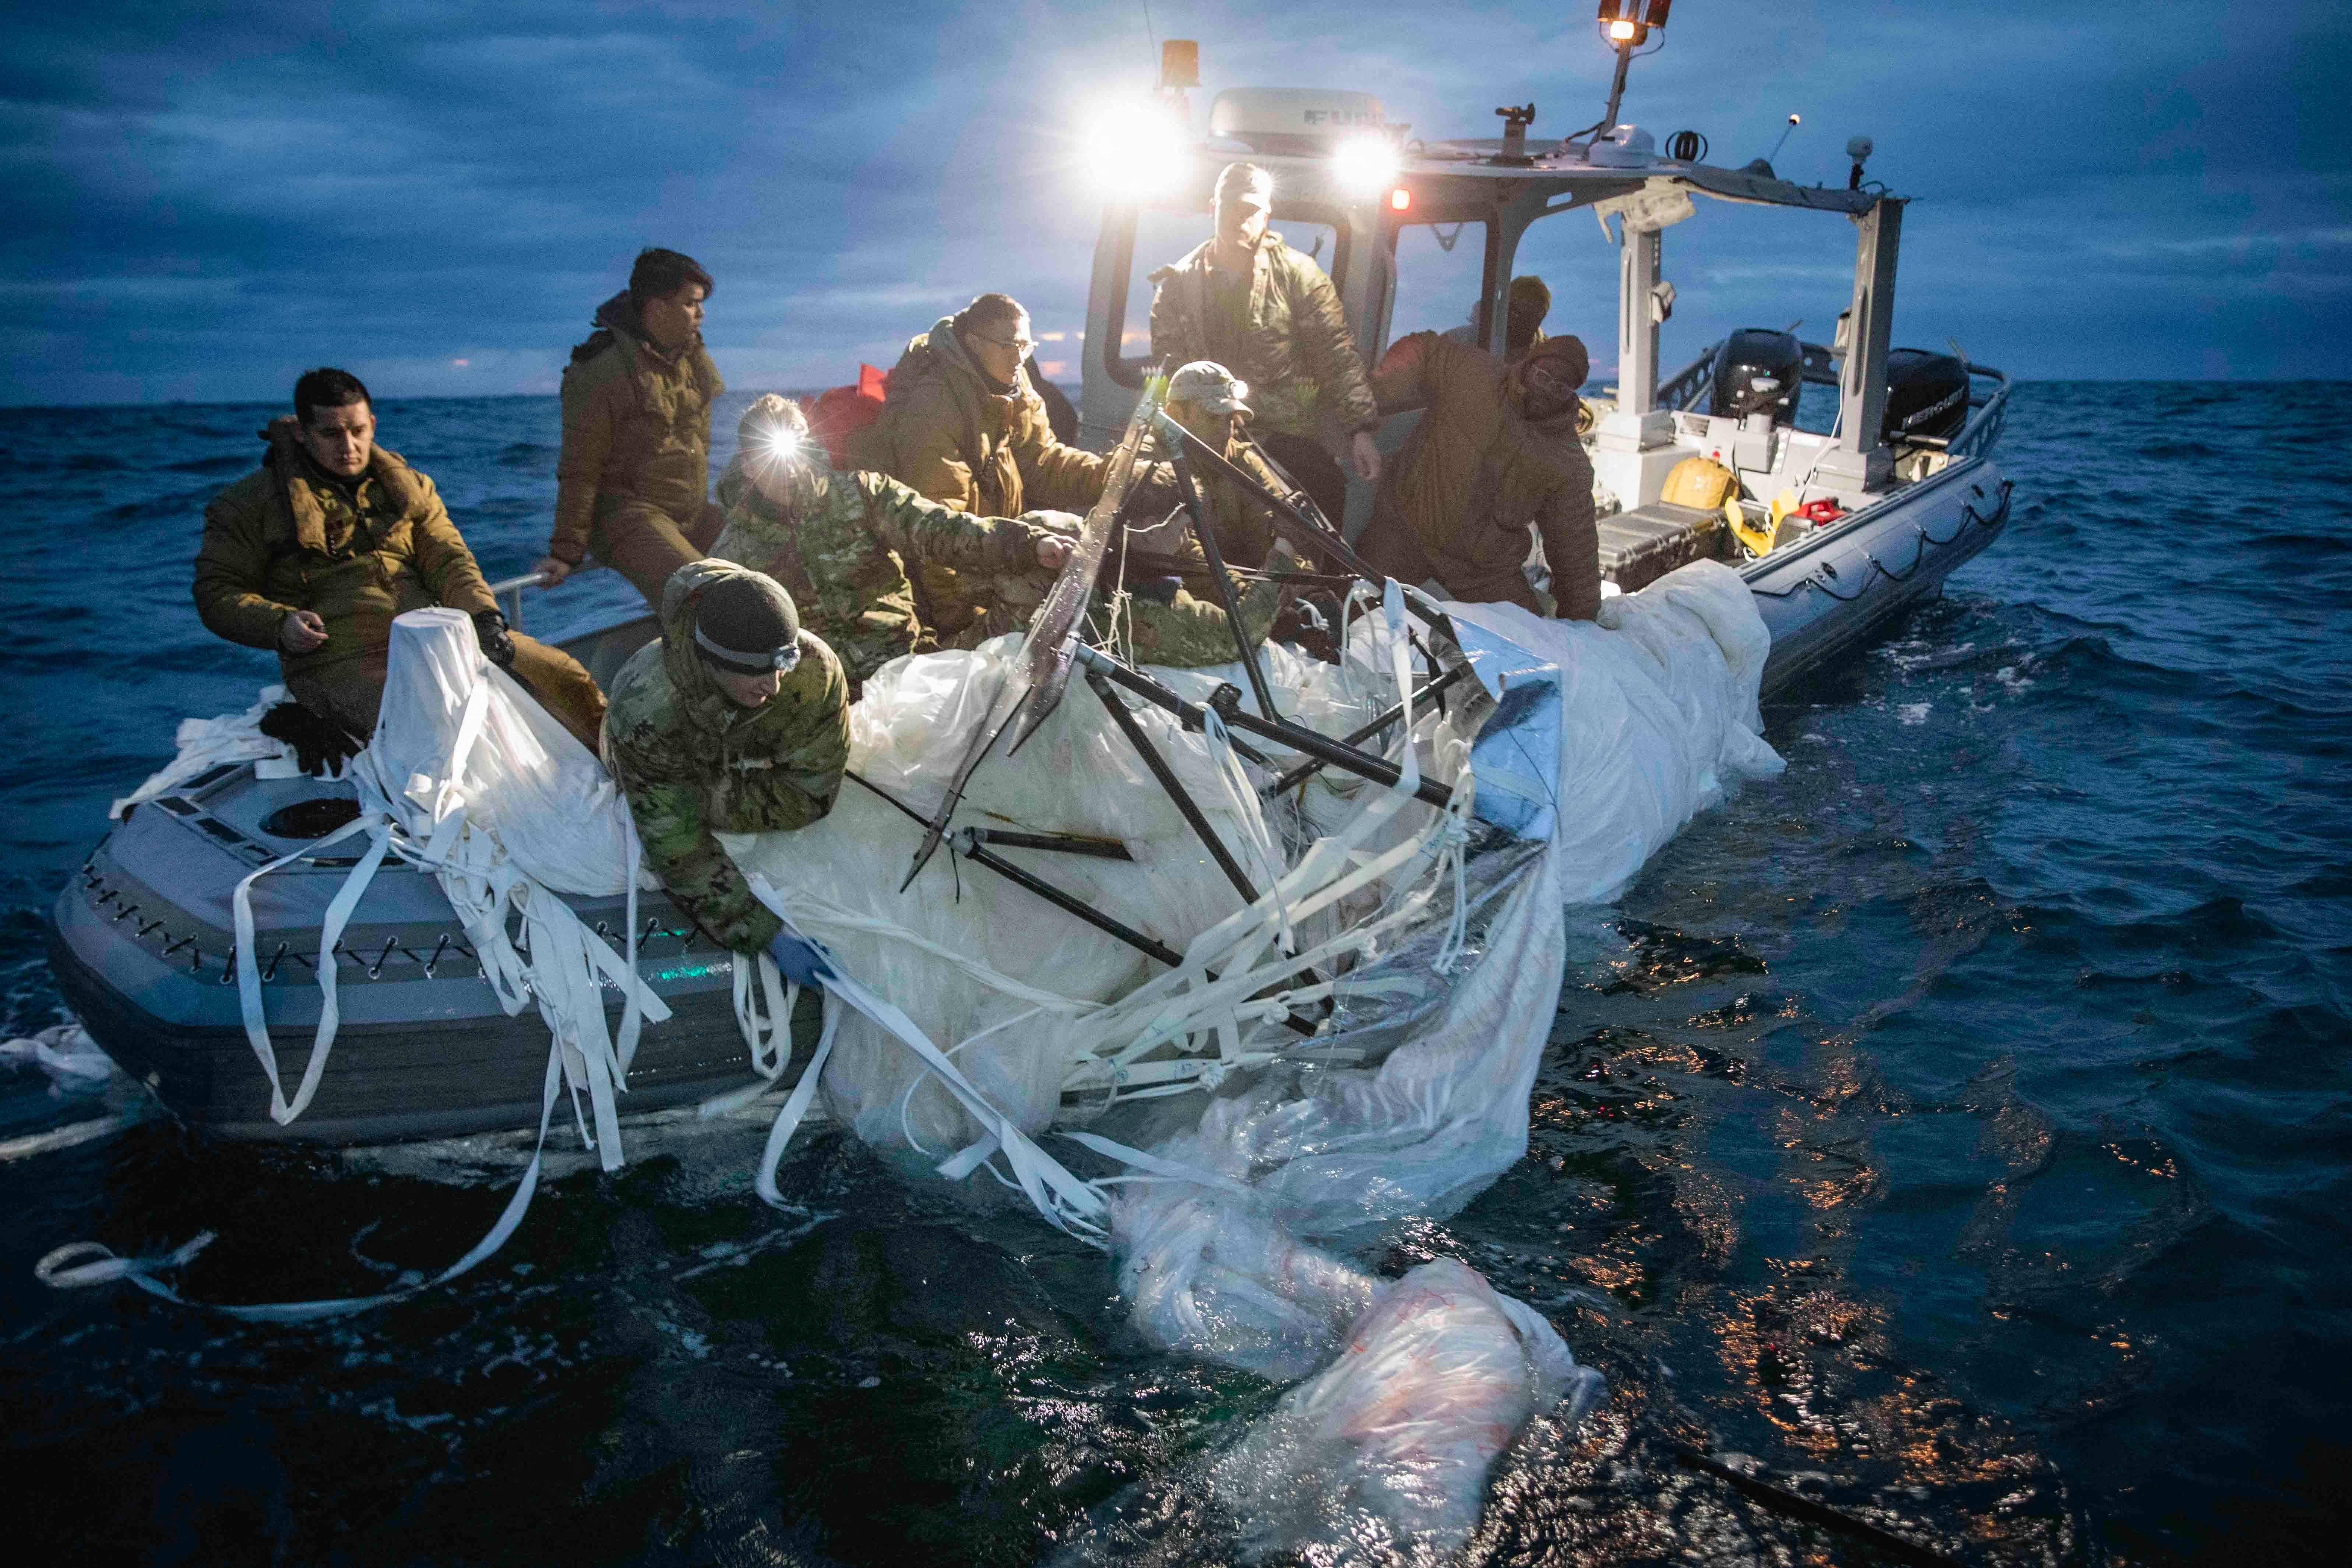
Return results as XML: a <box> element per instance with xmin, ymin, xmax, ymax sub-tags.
<box><xmin>1075</xmin><ymin>645</ymin><xmax>1455</xmax><ymax>812</ymax></box>
<box><xmin>848</xmin><ymin>769</ymin><xmax>1315</xmax><ymax>1037</ymax></box>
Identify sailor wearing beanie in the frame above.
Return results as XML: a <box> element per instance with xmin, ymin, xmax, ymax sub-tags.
<box><xmin>602</xmin><ymin>560</ymin><xmax>851</xmax><ymax>965</ymax></box>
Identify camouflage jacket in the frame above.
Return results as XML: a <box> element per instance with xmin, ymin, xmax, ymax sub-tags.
<box><xmin>709</xmin><ymin>460</ymin><xmax>1053</xmax><ymax>696</ymax></box>
<box><xmin>193</xmin><ymin>421</ymin><xmax>498</xmax><ymax>677</ymax></box>
<box><xmin>1149</xmin><ymin>238</ymin><xmax>1380</xmax><ymax>440</ymax></box>
<box><xmin>1369</xmin><ymin>330</ymin><xmax>1599</xmax><ymax>621</ymax></box>
<box><xmin>548</xmin><ymin>292</ymin><xmax>725</xmax><ymax>565</ymax></box>
<box><xmin>602</xmin><ymin>560</ymin><xmax>851</xmax><ymax>953</ymax></box>
<box><xmin>1116</xmin><ymin>572</ymin><xmax>1282</xmax><ymax>669</ymax></box>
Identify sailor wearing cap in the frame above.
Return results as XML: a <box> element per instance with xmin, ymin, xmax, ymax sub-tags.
<box><xmin>1151</xmin><ymin>360</ymin><xmax>1301</xmax><ymax>572</ymax></box>
<box><xmin>601</xmin><ymin>559</ymin><xmax>851</xmax><ymax>965</ymax></box>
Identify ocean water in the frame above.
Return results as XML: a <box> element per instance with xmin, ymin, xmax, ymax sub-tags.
<box><xmin>1</xmin><ymin>384</ymin><xmax>2345</xmax><ymax>1565</ymax></box>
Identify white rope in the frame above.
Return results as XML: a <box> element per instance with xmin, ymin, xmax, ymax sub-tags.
<box><xmin>37</xmin><ymin>1038</ymin><xmax>570</xmax><ymax>1322</ymax></box>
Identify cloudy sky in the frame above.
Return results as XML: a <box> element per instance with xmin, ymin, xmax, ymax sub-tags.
<box><xmin>4</xmin><ymin>0</ymin><xmax>2344</xmax><ymax>406</ymax></box>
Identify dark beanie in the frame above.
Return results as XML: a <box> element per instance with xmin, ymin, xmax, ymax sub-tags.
<box><xmin>693</xmin><ymin>572</ymin><xmax>801</xmax><ymax>672</ymax></box>
<box><xmin>1523</xmin><ymin>332</ymin><xmax>1589</xmax><ymax>388</ymax></box>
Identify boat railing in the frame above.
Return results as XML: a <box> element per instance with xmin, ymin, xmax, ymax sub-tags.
<box><xmin>1941</xmin><ymin>364</ymin><xmax>2011</xmax><ymax>464</ymax></box>
<box><xmin>1654</xmin><ymin>345</ymin><xmax>2009</xmax><ymax>466</ymax></box>
<box><xmin>485</xmin><ymin>564</ymin><xmax>605</xmax><ymax>634</ymax></box>
<box><xmin>1656</xmin><ymin>342</ymin><xmax>1719</xmax><ymax>412</ymax></box>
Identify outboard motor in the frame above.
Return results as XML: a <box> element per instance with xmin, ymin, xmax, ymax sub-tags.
<box><xmin>1881</xmin><ymin>349</ymin><xmax>1971</xmax><ymax>445</ymax></box>
<box><xmin>1708</xmin><ymin>329</ymin><xmax>1804</xmax><ymax>426</ymax></box>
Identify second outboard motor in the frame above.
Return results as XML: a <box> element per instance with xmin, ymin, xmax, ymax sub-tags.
<box><xmin>1708</xmin><ymin>329</ymin><xmax>1804</xmax><ymax>426</ymax></box>
<box><xmin>1881</xmin><ymin>349</ymin><xmax>1971</xmax><ymax>445</ymax></box>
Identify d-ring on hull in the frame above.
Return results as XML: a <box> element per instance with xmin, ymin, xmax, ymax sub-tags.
<box><xmin>1747</xmin><ymin>455</ymin><xmax>2014</xmax><ymax>700</ymax></box>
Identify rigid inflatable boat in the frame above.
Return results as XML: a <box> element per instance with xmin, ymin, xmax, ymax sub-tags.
<box><xmin>49</xmin><ymin>52</ymin><xmax>2013</xmax><ymax>1153</ymax></box>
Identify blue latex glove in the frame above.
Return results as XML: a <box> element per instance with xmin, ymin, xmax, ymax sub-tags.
<box><xmin>765</xmin><ymin>927</ymin><xmax>832</xmax><ymax>987</ymax></box>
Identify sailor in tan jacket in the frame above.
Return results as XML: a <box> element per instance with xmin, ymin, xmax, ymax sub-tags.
<box><xmin>533</xmin><ymin>249</ymin><xmax>726</xmax><ymax>606</ymax></box>
<box><xmin>859</xmin><ymin>293</ymin><xmax>1133</xmax><ymax>638</ymax></box>
<box><xmin>194</xmin><ymin>368</ymin><xmax>606</xmax><ymax>748</ymax></box>
<box><xmin>1355</xmin><ymin>332</ymin><xmax>1602</xmax><ymax>620</ymax></box>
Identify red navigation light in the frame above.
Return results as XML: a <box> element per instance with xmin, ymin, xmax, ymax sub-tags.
<box><xmin>1390</xmin><ymin>187</ymin><xmax>1411</xmax><ymax>212</ymax></box>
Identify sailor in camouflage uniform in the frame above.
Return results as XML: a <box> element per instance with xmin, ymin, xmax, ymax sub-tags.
<box><xmin>709</xmin><ymin>396</ymin><xmax>1073</xmax><ymax>695</ymax></box>
<box><xmin>601</xmin><ymin>560</ymin><xmax>849</xmax><ymax>958</ymax></box>
<box><xmin>1101</xmin><ymin>361</ymin><xmax>1288</xmax><ymax>668</ymax></box>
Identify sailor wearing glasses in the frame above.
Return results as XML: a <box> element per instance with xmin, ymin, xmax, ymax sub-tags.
<box><xmin>863</xmin><ymin>292</ymin><xmax>1160</xmax><ymax>644</ymax></box>
<box><xmin>1355</xmin><ymin>331</ymin><xmax>1603</xmax><ymax>620</ymax></box>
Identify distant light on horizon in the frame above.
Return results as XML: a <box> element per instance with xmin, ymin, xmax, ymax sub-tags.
<box><xmin>451</xmin><ymin>357</ymin><xmax>471</xmax><ymax>368</ymax></box>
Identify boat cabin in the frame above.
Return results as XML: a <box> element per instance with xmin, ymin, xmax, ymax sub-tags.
<box><xmin>1077</xmin><ymin>76</ymin><xmax>2007</xmax><ymax>588</ymax></box>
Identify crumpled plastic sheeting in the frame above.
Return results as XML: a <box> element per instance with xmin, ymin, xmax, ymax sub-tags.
<box><xmin>1116</xmin><ymin>563</ymin><xmax>1784</xmax><ymax>1254</ymax></box>
<box><xmin>724</xmin><ymin>638</ymin><xmax>1388</xmax><ymax>1157</ymax></box>
<box><xmin>0</xmin><ymin>1024</ymin><xmax>120</xmax><ymax>1091</ymax></box>
<box><xmin>109</xmin><ymin>684</ymin><xmax>315</xmax><ymax>820</ymax></box>
<box><xmin>1115</xmin><ymin>1191</ymin><xmax>1384</xmax><ymax>1383</ymax></box>
<box><xmin>1475</xmin><ymin>561</ymin><xmax>1782</xmax><ymax>909</ymax></box>
<box><xmin>360</xmin><ymin>608</ymin><xmax>647</xmax><ymax>898</ymax></box>
<box><xmin>1105</xmin><ymin>561</ymin><xmax>1777</xmax><ymax>1554</ymax></box>
<box><xmin>1209</xmin><ymin>1260</ymin><xmax>1605</xmax><ymax>1563</ymax></box>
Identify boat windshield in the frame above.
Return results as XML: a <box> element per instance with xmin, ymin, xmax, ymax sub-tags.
<box><xmin>1384</xmin><ymin>218</ymin><xmax>1489</xmax><ymax>348</ymax></box>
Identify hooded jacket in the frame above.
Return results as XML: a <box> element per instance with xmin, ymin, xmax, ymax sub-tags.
<box><xmin>866</xmin><ymin>317</ymin><xmax>1123</xmax><ymax>636</ymax></box>
<box><xmin>193</xmin><ymin>419</ymin><xmax>499</xmax><ymax>676</ymax></box>
<box><xmin>870</xmin><ymin>317</ymin><xmax>1117</xmax><ymax>520</ymax></box>
<box><xmin>601</xmin><ymin>560</ymin><xmax>851</xmax><ymax>954</ymax></box>
<box><xmin>709</xmin><ymin>457</ymin><xmax>1054</xmax><ymax>695</ymax></box>
<box><xmin>1148</xmin><ymin>237</ymin><xmax>1380</xmax><ymax>440</ymax></box>
<box><xmin>1368</xmin><ymin>331</ymin><xmax>1601</xmax><ymax>620</ymax></box>
<box><xmin>547</xmin><ymin>292</ymin><xmax>726</xmax><ymax>566</ymax></box>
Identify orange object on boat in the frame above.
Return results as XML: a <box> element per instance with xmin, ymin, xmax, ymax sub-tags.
<box><xmin>799</xmin><ymin>363</ymin><xmax>890</xmax><ymax>468</ymax></box>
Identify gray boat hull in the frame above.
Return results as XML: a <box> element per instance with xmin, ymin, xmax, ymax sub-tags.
<box><xmin>48</xmin><ymin>763</ymin><xmax>816</xmax><ymax>1143</ymax></box>
<box><xmin>51</xmin><ymin>457</ymin><xmax>2006</xmax><ymax>1145</ymax></box>
<box><xmin>1746</xmin><ymin>455</ymin><xmax>2013</xmax><ymax>700</ymax></box>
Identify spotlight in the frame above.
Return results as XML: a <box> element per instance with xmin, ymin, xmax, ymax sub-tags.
<box><xmin>1331</xmin><ymin>132</ymin><xmax>1401</xmax><ymax>196</ymax></box>
<box><xmin>1082</xmin><ymin>96</ymin><xmax>1191</xmax><ymax>200</ymax></box>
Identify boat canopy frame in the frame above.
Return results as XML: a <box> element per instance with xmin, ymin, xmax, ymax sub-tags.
<box><xmin>1081</xmin><ymin>140</ymin><xmax>1911</xmax><ymax>493</ymax></box>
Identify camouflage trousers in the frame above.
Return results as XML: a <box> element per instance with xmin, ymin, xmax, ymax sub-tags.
<box><xmin>939</xmin><ymin>568</ymin><xmax>1055</xmax><ymax>650</ymax></box>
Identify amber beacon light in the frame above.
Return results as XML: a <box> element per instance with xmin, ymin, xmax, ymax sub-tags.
<box><xmin>1596</xmin><ymin>0</ymin><xmax>1671</xmax><ymax>45</ymax></box>
<box><xmin>1587</xmin><ymin>1</ymin><xmax>1671</xmax><ymax>144</ymax></box>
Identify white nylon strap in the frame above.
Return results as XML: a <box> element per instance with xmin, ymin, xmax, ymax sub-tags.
<box><xmin>36</xmin><ymin>1034</ymin><xmax>570</xmax><ymax>1322</ymax></box>
<box><xmin>229</xmin><ymin>811</ymin><xmax>390</xmax><ymax>1126</ymax></box>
